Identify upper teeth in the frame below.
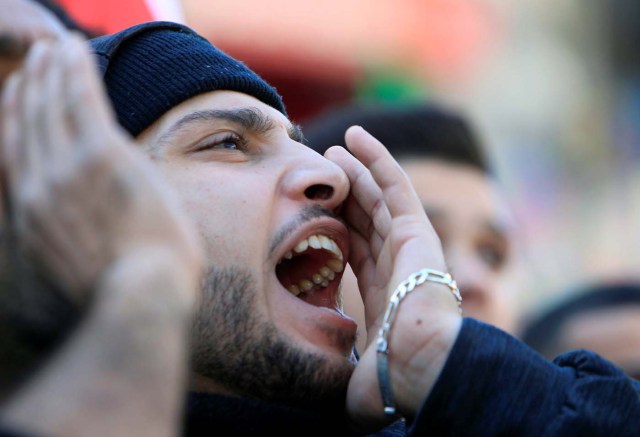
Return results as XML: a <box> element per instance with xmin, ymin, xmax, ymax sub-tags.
<box><xmin>286</xmin><ymin>234</ymin><xmax>343</xmax><ymax>261</ymax></box>
<box><xmin>281</xmin><ymin>234</ymin><xmax>345</xmax><ymax>297</ymax></box>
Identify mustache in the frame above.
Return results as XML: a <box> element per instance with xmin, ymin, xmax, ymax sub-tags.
<box><xmin>268</xmin><ymin>205</ymin><xmax>345</xmax><ymax>257</ymax></box>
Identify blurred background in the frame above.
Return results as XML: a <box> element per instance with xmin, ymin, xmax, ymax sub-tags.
<box><xmin>58</xmin><ymin>0</ymin><xmax>640</xmax><ymax>324</ymax></box>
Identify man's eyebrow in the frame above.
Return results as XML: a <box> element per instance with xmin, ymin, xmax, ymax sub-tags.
<box><xmin>288</xmin><ymin>123</ymin><xmax>305</xmax><ymax>143</ymax></box>
<box><xmin>158</xmin><ymin>107</ymin><xmax>304</xmax><ymax>144</ymax></box>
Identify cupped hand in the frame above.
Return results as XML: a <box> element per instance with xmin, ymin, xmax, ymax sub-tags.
<box><xmin>325</xmin><ymin>126</ymin><xmax>461</xmax><ymax>431</ymax></box>
<box><xmin>0</xmin><ymin>35</ymin><xmax>203</xmax><ymax>307</ymax></box>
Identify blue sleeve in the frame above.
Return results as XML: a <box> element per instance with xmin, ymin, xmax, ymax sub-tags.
<box><xmin>407</xmin><ymin>318</ymin><xmax>640</xmax><ymax>436</ymax></box>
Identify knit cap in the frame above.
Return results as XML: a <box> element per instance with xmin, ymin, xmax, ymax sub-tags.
<box><xmin>89</xmin><ymin>21</ymin><xmax>286</xmax><ymax>137</ymax></box>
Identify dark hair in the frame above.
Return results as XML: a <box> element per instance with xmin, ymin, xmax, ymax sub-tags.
<box><xmin>302</xmin><ymin>102</ymin><xmax>490</xmax><ymax>173</ymax></box>
<box><xmin>521</xmin><ymin>281</ymin><xmax>640</xmax><ymax>357</ymax></box>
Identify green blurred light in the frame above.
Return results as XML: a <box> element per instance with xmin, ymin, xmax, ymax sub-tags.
<box><xmin>356</xmin><ymin>69</ymin><xmax>430</xmax><ymax>104</ymax></box>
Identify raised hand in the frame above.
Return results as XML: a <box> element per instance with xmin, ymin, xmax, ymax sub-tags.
<box><xmin>0</xmin><ymin>35</ymin><xmax>202</xmax><ymax>437</ymax></box>
<box><xmin>1</xmin><ymin>35</ymin><xmax>202</xmax><ymax>306</ymax></box>
<box><xmin>326</xmin><ymin>126</ymin><xmax>462</xmax><ymax>430</ymax></box>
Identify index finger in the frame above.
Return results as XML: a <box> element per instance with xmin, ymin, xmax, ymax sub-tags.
<box><xmin>344</xmin><ymin>125</ymin><xmax>425</xmax><ymax>219</ymax></box>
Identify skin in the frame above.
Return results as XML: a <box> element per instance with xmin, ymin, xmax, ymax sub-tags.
<box><xmin>0</xmin><ymin>37</ymin><xmax>202</xmax><ymax>437</ymax></box>
<box><xmin>137</xmin><ymin>90</ymin><xmax>463</xmax><ymax>431</ymax></box>
<box><xmin>327</xmin><ymin>132</ymin><xmax>461</xmax><ymax>430</ymax></box>
<box><xmin>137</xmin><ymin>92</ymin><xmax>359</xmax><ymax>407</ymax></box>
<box><xmin>344</xmin><ymin>158</ymin><xmax>519</xmax><ymax>352</ymax></box>
<box><xmin>0</xmin><ymin>6</ymin><xmax>469</xmax><ymax>430</ymax></box>
<box><xmin>3</xmin><ymin>30</ymin><xmax>466</xmax><ymax>435</ymax></box>
<box><xmin>2</xmin><ymin>23</ymin><xmax>637</xmax><ymax>435</ymax></box>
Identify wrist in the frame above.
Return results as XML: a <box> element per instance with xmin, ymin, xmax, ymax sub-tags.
<box><xmin>95</xmin><ymin>246</ymin><xmax>199</xmax><ymax>324</ymax></box>
<box><xmin>378</xmin><ymin>277</ymin><xmax>462</xmax><ymax>419</ymax></box>
<box><xmin>390</xmin><ymin>292</ymin><xmax>462</xmax><ymax>417</ymax></box>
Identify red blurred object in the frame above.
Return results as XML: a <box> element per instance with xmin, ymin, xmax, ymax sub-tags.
<box><xmin>184</xmin><ymin>0</ymin><xmax>501</xmax><ymax>120</ymax></box>
<box><xmin>56</xmin><ymin>0</ymin><xmax>501</xmax><ymax>122</ymax></box>
<box><xmin>57</xmin><ymin>0</ymin><xmax>155</xmax><ymax>34</ymax></box>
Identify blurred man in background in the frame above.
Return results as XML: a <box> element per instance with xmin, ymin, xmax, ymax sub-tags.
<box><xmin>522</xmin><ymin>281</ymin><xmax>640</xmax><ymax>380</ymax></box>
<box><xmin>304</xmin><ymin>103</ymin><xmax>523</xmax><ymax>351</ymax></box>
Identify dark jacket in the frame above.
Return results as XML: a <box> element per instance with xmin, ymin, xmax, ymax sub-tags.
<box><xmin>184</xmin><ymin>318</ymin><xmax>640</xmax><ymax>436</ymax></box>
<box><xmin>3</xmin><ymin>319</ymin><xmax>637</xmax><ymax>436</ymax></box>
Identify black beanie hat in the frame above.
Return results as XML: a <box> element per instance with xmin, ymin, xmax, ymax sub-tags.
<box><xmin>89</xmin><ymin>21</ymin><xmax>286</xmax><ymax>137</ymax></box>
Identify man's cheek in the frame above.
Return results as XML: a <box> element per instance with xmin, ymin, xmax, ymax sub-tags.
<box><xmin>196</xmin><ymin>218</ymin><xmax>259</xmax><ymax>263</ymax></box>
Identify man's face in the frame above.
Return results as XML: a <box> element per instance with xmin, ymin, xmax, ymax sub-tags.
<box><xmin>401</xmin><ymin>159</ymin><xmax>518</xmax><ymax>332</ymax></box>
<box><xmin>137</xmin><ymin>91</ymin><xmax>357</xmax><ymax>408</ymax></box>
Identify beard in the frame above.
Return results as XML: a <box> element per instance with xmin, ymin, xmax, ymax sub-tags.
<box><xmin>189</xmin><ymin>266</ymin><xmax>356</xmax><ymax>412</ymax></box>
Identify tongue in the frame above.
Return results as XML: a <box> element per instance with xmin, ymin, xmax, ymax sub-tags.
<box><xmin>300</xmin><ymin>284</ymin><xmax>335</xmax><ymax>309</ymax></box>
<box><xmin>276</xmin><ymin>250</ymin><xmax>332</xmax><ymax>291</ymax></box>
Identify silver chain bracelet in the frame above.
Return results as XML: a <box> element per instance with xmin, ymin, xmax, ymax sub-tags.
<box><xmin>376</xmin><ymin>268</ymin><xmax>462</xmax><ymax>416</ymax></box>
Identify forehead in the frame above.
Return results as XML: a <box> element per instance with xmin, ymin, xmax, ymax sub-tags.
<box><xmin>558</xmin><ymin>305</ymin><xmax>640</xmax><ymax>363</ymax></box>
<box><xmin>137</xmin><ymin>90</ymin><xmax>291</xmax><ymax>143</ymax></box>
<box><xmin>400</xmin><ymin>158</ymin><xmax>512</xmax><ymax>226</ymax></box>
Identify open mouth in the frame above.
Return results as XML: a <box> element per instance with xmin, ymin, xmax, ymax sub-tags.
<box><xmin>275</xmin><ymin>234</ymin><xmax>344</xmax><ymax>306</ymax></box>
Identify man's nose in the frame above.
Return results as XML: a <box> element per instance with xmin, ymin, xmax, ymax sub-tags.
<box><xmin>281</xmin><ymin>144</ymin><xmax>350</xmax><ymax>211</ymax></box>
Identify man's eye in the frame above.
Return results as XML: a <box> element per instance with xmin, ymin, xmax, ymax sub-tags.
<box><xmin>477</xmin><ymin>244</ymin><xmax>506</xmax><ymax>270</ymax></box>
<box><xmin>195</xmin><ymin>133</ymin><xmax>248</xmax><ymax>152</ymax></box>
